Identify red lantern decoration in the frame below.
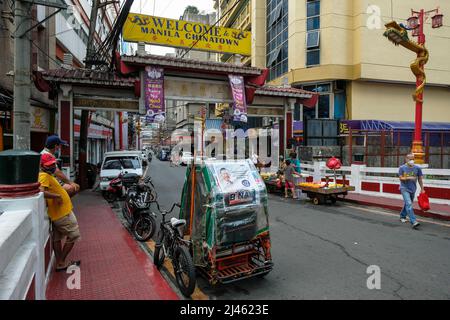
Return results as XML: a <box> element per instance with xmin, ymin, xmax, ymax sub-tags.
<box><xmin>431</xmin><ymin>14</ymin><xmax>443</xmax><ymax>28</ymax></box>
<box><xmin>326</xmin><ymin>157</ymin><xmax>342</xmax><ymax>170</ymax></box>
<box><xmin>407</xmin><ymin>16</ymin><xmax>419</xmax><ymax>29</ymax></box>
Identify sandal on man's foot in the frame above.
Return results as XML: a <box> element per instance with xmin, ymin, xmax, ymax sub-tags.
<box><xmin>56</xmin><ymin>260</ymin><xmax>81</xmax><ymax>272</ymax></box>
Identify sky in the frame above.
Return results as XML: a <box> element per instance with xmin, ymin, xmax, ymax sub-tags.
<box><xmin>129</xmin><ymin>0</ymin><xmax>216</xmax><ymax>56</ymax></box>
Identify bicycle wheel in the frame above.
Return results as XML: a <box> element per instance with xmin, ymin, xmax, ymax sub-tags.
<box><xmin>173</xmin><ymin>246</ymin><xmax>196</xmax><ymax>297</ymax></box>
<box><xmin>153</xmin><ymin>230</ymin><xmax>166</xmax><ymax>268</ymax></box>
<box><xmin>132</xmin><ymin>215</ymin><xmax>156</xmax><ymax>242</ymax></box>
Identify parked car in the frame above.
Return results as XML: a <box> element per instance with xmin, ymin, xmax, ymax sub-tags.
<box><xmin>157</xmin><ymin>148</ymin><xmax>170</xmax><ymax>161</ymax></box>
<box><xmin>100</xmin><ymin>151</ymin><xmax>143</xmax><ymax>191</ymax></box>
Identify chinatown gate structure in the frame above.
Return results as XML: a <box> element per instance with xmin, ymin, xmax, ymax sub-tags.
<box><xmin>35</xmin><ymin>52</ymin><xmax>318</xmax><ymax>178</ymax></box>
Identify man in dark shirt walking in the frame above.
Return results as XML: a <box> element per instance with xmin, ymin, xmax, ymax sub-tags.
<box><xmin>398</xmin><ymin>153</ymin><xmax>425</xmax><ymax>229</ymax></box>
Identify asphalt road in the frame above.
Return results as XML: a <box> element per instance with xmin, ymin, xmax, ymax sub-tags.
<box><xmin>141</xmin><ymin>158</ymin><xmax>450</xmax><ymax>300</ymax></box>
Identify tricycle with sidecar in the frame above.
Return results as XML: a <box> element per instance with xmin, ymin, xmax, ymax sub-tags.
<box><xmin>179</xmin><ymin>159</ymin><xmax>273</xmax><ymax>285</ymax></box>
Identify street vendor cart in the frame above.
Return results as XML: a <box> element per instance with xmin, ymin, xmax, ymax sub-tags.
<box><xmin>298</xmin><ymin>156</ymin><xmax>355</xmax><ymax>205</ymax></box>
<box><xmin>298</xmin><ymin>181</ymin><xmax>355</xmax><ymax>205</ymax></box>
<box><xmin>179</xmin><ymin>159</ymin><xmax>273</xmax><ymax>285</ymax></box>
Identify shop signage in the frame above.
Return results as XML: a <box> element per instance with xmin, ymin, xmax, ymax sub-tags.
<box><xmin>165</xmin><ymin>78</ymin><xmax>232</xmax><ymax>103</ymax></box>
<box><xmin>144</xmin><ymin>66</ymin><xmax>165</xmax><ymax>123</ymax></box>
<box><xmin>31</xmin><ymin>107</ymin><xmax>50</xmax><ymax>132</ymax></box>
<box><xmin>74</xmin><ymin>119</ymin><xmax>112</xmax><ymax>139</ymax></box>
<box><xmin>229</xmin><ymin>75</ymin><xmax>248</xmax><ymax>123</ymax></box>
<box><xmin>123</xmin><ymin>13</ymin><xmax>251</xmax><ymax>56</ymax></box>
<box><xmin>339</xmin><ymin>120</ymin><xmax>362</xmax><ymax>134</ymax></box>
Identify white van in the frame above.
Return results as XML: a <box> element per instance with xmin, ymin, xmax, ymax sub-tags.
<box><xmin>100</xmin><ymin>151</ymin><xmax>143</xmax><ymax>190</ymax></box>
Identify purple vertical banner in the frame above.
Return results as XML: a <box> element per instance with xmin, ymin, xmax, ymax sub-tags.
<box><xmin>144</xmin><ymin>66</ymin><xmax>165</xmax><ymax>123</ymax></box>
<box><xmin>228</xmin><ymin>74</ymin><xmax>248</xmax><ymax>123</ymax></box>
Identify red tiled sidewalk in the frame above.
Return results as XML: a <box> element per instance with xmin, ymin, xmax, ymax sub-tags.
<box><xmin>343</xmin><ymin>193</ymin><xmax>450</xmax><ymax>221</ymax></box>
<box><xmin>46</xmin><ymin>191</ymin><xmax>179</xmax><ymax>300</ymax></box>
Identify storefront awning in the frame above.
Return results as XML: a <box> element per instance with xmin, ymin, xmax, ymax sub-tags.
<box><xmin>294</xmin><ymin>120</ymin><xmax>450</xmax><ymax>135</ymax></box>
<box><xmin>356</xmin><ymin>120</ymin><xmax>450</xmax><ymax>132</ymax></box>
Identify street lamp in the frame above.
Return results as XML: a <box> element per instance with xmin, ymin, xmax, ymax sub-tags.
<box><xmin>383</xmin><ymin>7</ymin><xmax>444</xmax><ymax>165</ymax></box>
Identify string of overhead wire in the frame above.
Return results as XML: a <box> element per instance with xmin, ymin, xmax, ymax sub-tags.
<box><xmin>181</xmin><ymin>0</ymin><xmax>244</xmax><ymax>59</ymax></box>
<box><xmin>90</xmin><ymin>0</ymin><xmax>134</xmax><ymax>71</ymax></box>
<box><xmin>160</xmin><ymin>0</ymin><xmax>176</xmax><ymax>16</ymax></box>
<box><xmin>30</xmin><ymin>37</ymin><xmax>61</xmax><ymax>66</ymax></box>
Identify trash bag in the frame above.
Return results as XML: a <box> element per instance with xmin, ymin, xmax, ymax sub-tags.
<box><xmin>418</xmin><ymin>193</ymin><xmax>430</xmax><ymax>211</ymax></box>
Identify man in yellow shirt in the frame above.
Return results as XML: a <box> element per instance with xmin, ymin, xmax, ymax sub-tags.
<box><xmin>39</xmin><ymin>153</ymin><xmax>81</xmax><ymax>271</ymax></box>
<box><xmin>41</xmin><ymin>135</ymin><xmax>80</xmax><ymax>197</ymax></box>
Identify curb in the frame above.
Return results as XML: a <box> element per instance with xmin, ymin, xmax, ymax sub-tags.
<box><xmin>342</xmin><ymin>198</ymin><xmax>450</xmax><ymax>222</ymax></box>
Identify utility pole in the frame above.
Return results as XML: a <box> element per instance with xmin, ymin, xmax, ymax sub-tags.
<box><xmin>86</xmin><ymin>0</ymin><xmax>100</xmax><ymax>68</ymax></box>
<box><xmin>13</xmin><ymin>0</ymin><xmax>32</xmax><ymax>150</ymax></box>
<box><xmin>78</xmin><ymin>0</ymin><xmax>100</xmax><ymax>189</ymax></box>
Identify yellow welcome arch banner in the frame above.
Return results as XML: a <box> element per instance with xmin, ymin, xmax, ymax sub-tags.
<box><xmin>122</xmin><ymin>13</ymin><xmax>251</xmax><ymax>56</ymax></box>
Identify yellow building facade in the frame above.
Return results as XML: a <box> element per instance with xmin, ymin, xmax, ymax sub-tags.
<box><xmin>216</xmin><ymin>0</ymin><xmax>450</xmax><ymax>123</ymax></box>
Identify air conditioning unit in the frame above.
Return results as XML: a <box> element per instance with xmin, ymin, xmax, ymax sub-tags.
<box><xmin>137</xmin><ymin>42</ymin><xmax>146</xmax><ymax>56</ymax></box>
<box><xmin>61</xmin><ymin>53</ymin><xmax>73</xmax><ymax>70</ymax></box>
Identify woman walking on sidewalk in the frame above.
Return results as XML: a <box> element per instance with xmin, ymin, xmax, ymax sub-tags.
<box><xmin>284</xmin><ymin>160</ymin><xmax>300</xmax><ymax>199</ymax></box>
<box><xmin>398</xmin><ymin>153</ymin><xmax>425</xmax><ymax>229</ymax></box>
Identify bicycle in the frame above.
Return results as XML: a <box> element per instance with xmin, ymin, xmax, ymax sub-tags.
<box><xmin>152</xmin><ymin>202</ymin><xmax>196</xmax><ymax>297</ymax></box>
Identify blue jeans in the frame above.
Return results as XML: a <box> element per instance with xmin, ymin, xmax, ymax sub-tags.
<box><xmin>400</xmin><ymin>189</ymin><xmax>417</xmax><ymax>225</ymax></box>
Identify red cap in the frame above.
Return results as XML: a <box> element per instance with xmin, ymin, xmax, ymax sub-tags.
<box><xmin>41</xmin><ymin>153</ymin><xmax>57</xmax><ymax>167</ymax></box>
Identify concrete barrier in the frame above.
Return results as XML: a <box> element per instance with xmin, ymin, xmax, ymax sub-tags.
<box><xmin>0</xmin><ymin>193</ymin><xmax>52</xmax><ymax>300</ymax></box>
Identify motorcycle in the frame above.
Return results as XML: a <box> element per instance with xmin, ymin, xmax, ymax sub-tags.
<box><xmin>122</xmin><ymin>175</ymin><xmax>157</xmax><ymax>242</ymax></box>
<box><xmin>102</xmin><ymin>173</ymin><xmax>126</xmax><ymax>203</ymax></box>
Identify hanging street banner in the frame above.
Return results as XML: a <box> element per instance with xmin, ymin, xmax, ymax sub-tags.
<box><xmin>123</xmin><ymin>13</ymin><xmax>251</xmax><ymax>56</ymax></box>
<box><xmin>229</xmin><ymin>75</ymin><xmax>248</xmax><ymax>123</ymax></box>
<box><xmin>144</xmin><ymin>66</ymin><xmax>165</xmax><ymax>123</ymax></box>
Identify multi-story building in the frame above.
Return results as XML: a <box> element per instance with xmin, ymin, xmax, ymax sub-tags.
<box><xmin>214</xmin><ymin>0</ymin><xmax>254</xmax><ymax>66</ymax></box>
<box><xmin>0</xmin><ymin>4</ymin><xmax>60</xmax><ymax>151</ymax></box>
<box><xmin>175</xmin><ymin>9</ymin><xmax>217</xmax><ymax>61</ymax></box>
<box><xmin>214</xmin><ymin>0</ymin><xmax>450</xmax><ymax>124</ymax></box>
<box><xmin>0</xmin><ymin>1</ymin><xmax>120</xmax><ymax>161</ymax></box>
<box><xmin>174</xmin><ymin>8</ymin><xmax>218</xmax><ymax>133</ymax></box>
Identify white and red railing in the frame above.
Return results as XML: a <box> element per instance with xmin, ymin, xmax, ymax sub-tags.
<box><xmin>299</xmin><ymin>162</ymin><xmax>450</xmax><ymax>205</ymax></box>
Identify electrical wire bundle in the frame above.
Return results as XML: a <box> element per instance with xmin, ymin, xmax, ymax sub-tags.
<box><xmin>90</xmin><ymin>0</ymin><xmax>134</xmax><ymax>71</ymax></box>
